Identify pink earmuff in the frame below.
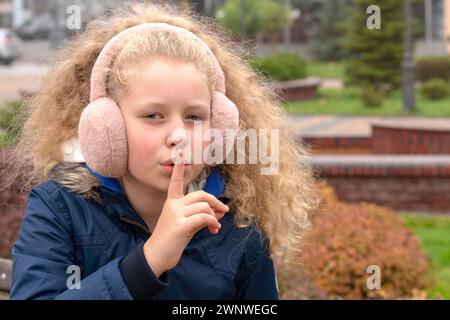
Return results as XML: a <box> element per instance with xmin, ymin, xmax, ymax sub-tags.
<box><xmin>78</xmin><ymin>23</ymin><xmax>239</xmax><ymax>178</ymax></box>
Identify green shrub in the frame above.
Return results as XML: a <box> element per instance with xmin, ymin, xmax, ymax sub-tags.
<box><xmin>248</xmin><ymin>52</ymin><xmax>307</xmax><ymax>81</ymax></box>
<box><xmin>276</xmin><ymin>183</ymin><xmax>430</xmax><ymax>300</ymax></box>
<box><xmin>359</xmin><ymin>86</ymin><xmax>385</xmax><ymax>107</ymax></box>
<box><xmin>420</xmin><ymin>78</ymin><xmax>450</xmax><ymax>100</ymax></box>
<box><xmin>217</xmin><ymin>0</ymin><xmax>289</xmax><ymax>38</ymax></box>
<box><xmin>0</xmin><ymin>100</ymin><xmax>27</xmax><ymax>146</ymax></box>
<box><xmin>0</xmin><ymin>132</ymin><xmax>10</xmax><ymax>149</ymax></box>
<box><xmin>416</xmin><ymin>56</ymin><xmax>450</xmax><ymax>81</ymax></box>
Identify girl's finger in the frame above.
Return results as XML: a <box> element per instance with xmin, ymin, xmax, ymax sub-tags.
<box><xmin>183</xmin><ymin>202</ymin><xmax>215</xmax><ymax>217</ymax></box>
<box><xmin>182</xmin><ymin>190</ymin><xmax>229</xmax><ymax>212</ymax></box>
<box><xmin>213</xmin><ymin>209</ymin><xmax>226</xmax><ymax>221</ymax></box>
<box><xmin>167</xmin><ymin>149</ymin><xmax>185</xmax><ymax>199</ymax></box>
<box><xmin>183</xmin><ymin>203</ymin><xmax>226</xmax><ymax>234</ymax></box>
<box><xmin>184</xmin><ymin>213</ymin><xmax>221</xmax><ymax>235</ymax></box>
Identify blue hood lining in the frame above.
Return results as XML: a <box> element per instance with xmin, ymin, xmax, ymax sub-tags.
<box><xmin>82</xmin><ymin>163</ymin><xmax>225</xmax><ymax>198</ymax></box>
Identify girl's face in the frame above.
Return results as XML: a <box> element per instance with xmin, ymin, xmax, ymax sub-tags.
<box><xmin>117</xmin><ymin>59</ymin><xmax>212</xmax><ymax>193</ymax></box>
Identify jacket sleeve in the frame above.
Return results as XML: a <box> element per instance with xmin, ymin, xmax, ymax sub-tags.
<box><xmin>10</xmin><ymin>187</ymin><xmax>166</xmax><ymax>300</ymax></box>
<box><xmin>235</xmin><ymin>232</ymin><xmax>280</xmax><ymax>300</ymax></box>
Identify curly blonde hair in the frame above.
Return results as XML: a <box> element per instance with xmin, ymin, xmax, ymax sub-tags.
<box><xmin>2</xmin><ymin>2</ymin><xmax>319</xmax><ymax>268</ymax></box>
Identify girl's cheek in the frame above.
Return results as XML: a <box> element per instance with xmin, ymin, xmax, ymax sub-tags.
<box><xmin>128</xmin><ymin>131</ymin><xmax>162</xmax><ymax>162</ymax></box>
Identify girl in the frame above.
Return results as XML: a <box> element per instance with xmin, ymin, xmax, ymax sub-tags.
<box><xmin>4</xmin><ymin>2</ymin><xmax>318</xmax><ymax>300</ymax></box>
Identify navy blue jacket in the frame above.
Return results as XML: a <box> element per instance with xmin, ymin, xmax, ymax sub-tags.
<box><xmin>10</xmin><ymin>166</ymin><xmax>279</xmax><ymax>300</ymax></box>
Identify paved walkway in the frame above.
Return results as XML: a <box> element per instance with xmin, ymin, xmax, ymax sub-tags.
<box><xmin>320</xmin><ymin>78</ymin><xmax>343</xmax><ymax>90</ymax></box>
<box><xmin>0</xmin><ymin>63</ymin><xmax>48</xmax><ymax>106</ymax></box>
<box><xmin>290</xmin><ymin>115</ymin><xmax>450</xmax><ymax>137</ymax></box>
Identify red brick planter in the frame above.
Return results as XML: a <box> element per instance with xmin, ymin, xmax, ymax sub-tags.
<box><xmin>275</xmin><ymin>77</ymin><xmax>321</xmax><ymax>102</ymax></box>
<box><xmin>311</xmin><ymin>155</ymin><xmax>450</xmax><ymax>213</ymax></box>
<box><xmin>300</xmin><ymin>124</ymin><xmax>450</xmax><ymax>155</ymax></box>
<box><xmin>372</xmin><ymin>125</ymin><xmax>450</xmax><ymax>154</ymax></box>
<box><xmin>301</xmin><ymin>136</ymin><xmax>371</xmax><ymax>154</ymax></box>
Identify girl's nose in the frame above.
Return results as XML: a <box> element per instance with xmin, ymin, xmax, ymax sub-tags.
<box><xmin>167</xmin><ymin>127</ymin><xmax>188</xmax><ymax>148</ymax></box>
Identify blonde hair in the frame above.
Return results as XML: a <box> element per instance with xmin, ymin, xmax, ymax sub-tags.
<box><xmin>2</xmin><ymin>2</ymin><xmax>319</xmax><ymax>268</ymax></box>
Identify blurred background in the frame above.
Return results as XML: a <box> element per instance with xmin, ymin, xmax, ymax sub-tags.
<box><xmin>0</xmin><ymin>0</ymin><xmax>450</xmax><ymax>300</ymax></box>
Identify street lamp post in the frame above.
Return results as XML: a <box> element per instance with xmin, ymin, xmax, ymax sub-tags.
<box><xmin>49</xmin><ymin>0</ymin><xmax>65</xmax><ymax>48</ymax></box>
<box><xmin>239</xmin><ymin>0</ymin><xmax>246</xmax><ymax>40</ymax></box>
<box><xmin>283</xmin><ymin>0</ymin><xmax>292</xmax><ymax>50</ymax></box>
<box><xmin>402</xmin><ymin>0</ymin><xmax>416</xmax><ymax>113</ymax></box>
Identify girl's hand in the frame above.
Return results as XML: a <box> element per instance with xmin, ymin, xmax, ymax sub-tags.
<box><xmin>143</xmin><ymin>149</ymin><xmax>229</xmax><ymax>277</ymax></box>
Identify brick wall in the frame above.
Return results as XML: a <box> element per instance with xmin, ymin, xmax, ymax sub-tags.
<box><xmin>302</xmin><ymin>126</ymin><xmax>450</xmax><ymax>155</ymax></box>
<box><xmin>311</xmin><ymin>155</ymin><xmax>450</xmax><ymax>213</ymax></box>
<box><xmin>275</xmin><ymin>78</ymin><xmax>321</xmax><ymax>102</ymax></box>
<box><xmin>301</xmin><ymin>136</ymin><xmax>371</xmax><ymax>154</ymax></box>
<box><xmin>372</xmin><ymin>125</ymin><xmax>450</xmax><ymax>154</ymax></box>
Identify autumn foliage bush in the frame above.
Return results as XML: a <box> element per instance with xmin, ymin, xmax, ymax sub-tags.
<box><xmin>0</xmin><ymin>147</ymin><xmax>27</xmax><ymax>258</ymax></box>
<box><xmin>276</xmin><ymin>183</ymin><xmax>430</xmax><ymax>299</ymax></box>
<box><xmin>0</xmin><ymin>204</ymin><xmax>24</xmax><ymax>259</ymax></box>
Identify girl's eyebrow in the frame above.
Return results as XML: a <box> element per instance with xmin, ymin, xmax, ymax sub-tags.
<box><xmin>133</xmin><ymin>101</ymin><xmax>210</xmax><ymax>111</ymax></box>
<box><xmin>133</xmin><ymin>102</ymin><xmax>165</xmax><ymax>109</ymax></box>
<box><xmin>186</xmin><ymin>104</ymin><xmax>210</xmax><ymax>112</ymax></box>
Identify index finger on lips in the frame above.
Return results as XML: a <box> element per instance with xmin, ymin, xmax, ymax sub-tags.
<box><xmin>167</xmin><ymin>149</ymin><xmax>185</xmax><ymax>199</ymax></box>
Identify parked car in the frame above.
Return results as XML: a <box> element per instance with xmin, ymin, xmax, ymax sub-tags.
<box><xmin>16</xmin><ymin>14</ymin><xmax>55</xmax><ymax>40</ymax></box>
<box><xmin>0</xmin><ymin>29</ymin><xmax>22</xmax><ymax>65</ymax></box>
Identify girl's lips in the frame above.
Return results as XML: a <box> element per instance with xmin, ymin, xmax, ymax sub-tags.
<box><xmin>160</xmin><ymin>164</ymin><xmax>191</xmax><ymax>174</ymax></box>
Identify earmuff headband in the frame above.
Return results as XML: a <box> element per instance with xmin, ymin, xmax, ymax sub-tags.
<box><xmin>90</xmin><ymin>22</ymin><xmax>227</xmax><ymax>101</ymax></box>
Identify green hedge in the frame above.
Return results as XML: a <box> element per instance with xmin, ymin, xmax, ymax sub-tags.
<box><xmin>248</xmin><ymin>52</ymin><xmax>307</xmax><ymax>81</ymax></box>
<box><xmin>420</xmin><ymin>78</ymin><xmax>450</xmax><ymax>100</ymax></box>
<box><xmin>416</xmin><ymin>56</ymin><xmax>450</xmax><ymax>82</ymax></box>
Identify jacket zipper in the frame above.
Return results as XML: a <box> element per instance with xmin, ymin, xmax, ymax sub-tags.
<box><xmin>119</xmin><ymin>216</ymin><xmax>151</xmax><ymax>237</ymax></box>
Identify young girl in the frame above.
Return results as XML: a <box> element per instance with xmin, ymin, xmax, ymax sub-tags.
<box><xmin>5</xmin><ymin>3</ymin><xmax>318</xmax><ymax>300</ymax></box>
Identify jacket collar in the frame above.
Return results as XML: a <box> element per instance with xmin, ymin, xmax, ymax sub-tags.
<box><xmin>82</xmin><ymin>163</ymin><xmax>229</xmax><ymax>239</ymax></box>
<box><xmin>82</xmin><ymin>163</ymin><xmax>226</xmax><ymax>198</ymax></box>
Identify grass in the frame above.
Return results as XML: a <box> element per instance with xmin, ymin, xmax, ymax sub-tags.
<box><xmin>0</xmin><ymin>131</ymin><xmax>12</xmax><ymax>148</ymax></box>
<box><xmin>306</xmin><ymin>61</ymin><xmax>345</xmax><ymax>79</ymax></box>
<box><xmin>0</xmin><ymin>100</ymin><xmax>27</xmax><ymax>148</ymax></box>
<box><xmin>401</xmin><ymin>212</ymin><xmax>450</xmax><ymax>299</ymax></box>
<box><xmin>284</xmin><ymin>87</ymin><xmax>450</xmax><ymax>117</ymax></box>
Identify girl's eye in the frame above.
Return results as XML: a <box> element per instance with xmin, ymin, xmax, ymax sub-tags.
<box><xmin>144</xmin><ymin>113</ymin><xmax>163</xmax><ymax>120</ymax></box>
<box><xmin>186</xmin><ymin>114</ymin><xmax>203</xmax><ymax>121</ymax></box>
